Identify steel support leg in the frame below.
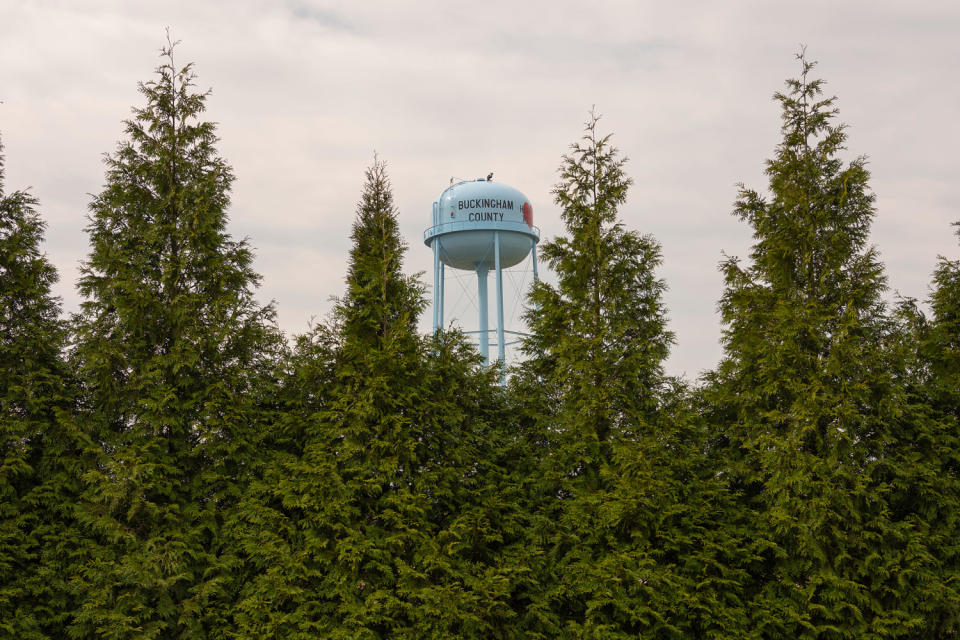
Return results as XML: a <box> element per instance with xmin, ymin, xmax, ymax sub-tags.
<box><xmin>495</xmin><ymin>232</ymin><xmax>506</xmax><ymax>386</ymax></box>
<box><xmin>439</xmin><ymin>261</ymin><xmax>445</xmax><ymax>330</ymax></box>
<box><xmin>432</xmin><ymin>240</ymin><xmax>440</xmax><ymax>334</ymax></box>
<box><xmin>477</xmin><ymin>263</ymin><xmax>489</xmax><ymax>366</ymax></box>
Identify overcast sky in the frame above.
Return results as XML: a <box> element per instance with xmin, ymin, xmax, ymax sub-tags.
<box><xmin>2</xmin><ymin>0</ymin><xmax>958</xmax><ymax>379</ymax></box>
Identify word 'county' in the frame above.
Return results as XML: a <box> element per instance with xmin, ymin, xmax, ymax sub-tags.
<box><xmin>467</xmin><ymin>212</ymin><xmax>505</xmax><ymax>222</ymax></box>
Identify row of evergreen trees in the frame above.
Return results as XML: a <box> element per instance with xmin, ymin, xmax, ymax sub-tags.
<box><xmin>2</xmin><ymin>43</ymin><xmax>958</xmax><ymax>639</ymax></box>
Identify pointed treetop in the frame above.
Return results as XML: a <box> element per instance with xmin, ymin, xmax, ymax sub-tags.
<box><xmin>553</xmin><ymin>108</ymin><xmax>632</xmax><ymax>232</ymax></box>
<box><xmin>1</xmin><ymin>132</ymin><xmax>59</xmax><ymax>332</ymax></box>
<box><xmin>339</xmin><ymin>155</ymin><xmax>424</xmax><ymax>348</ymax></box>
<box><xmin>521</xmin><ymin>110</ymin><xmax>671</xmax><ymax>442</ymax></box>
<box><xmin>78</xmin><ymin>33</ymin><xmax>250</xmax><ymax>314</ymax></box>
<box><xmin>728</xmin><ymin>48</ymin><xmax>879</xmax><ymax>306</ymax></box>
<box><xmin>774</xmin><ymin>47</ymin><xmax>836</xmax><ymax>149</ymax></box>
<box><xmin>0</xmin><ymin>134</ymin><xmax>53</xmax><ymax>292</ymax></box>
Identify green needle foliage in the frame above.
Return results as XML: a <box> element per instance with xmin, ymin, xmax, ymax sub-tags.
<box><xmin>903</xmin><ymin>221</ymin><xmax>960</xmax><ymax>634</ymax></box>
<box><xmin>230</xmin><ymin>318</ymin><xmax>339</xmax><ymax>639</ymax></box>
<box><xmin>927</xmin><ymin>222</ymin><xmax>960</xmax><ymax>479</ymax></box>
<box><xmin>0</xmin><ymin>137</ymin><xmax>79</xmax><ymax>639</ymax></box>
<box><xmin>235</xmin><ymin>158</ymin><xmax>510</xmax><ymax>639</ymax></box>
<box><xmin>69</xmin><ymin>40</ymin><xmax>281</xmax><ymax>640</ymax></box>
<box><xmin>290</xmin><ymin>158</ymin><xmax>429</xmax><ymax>637</ymax></box>
<box><xmin>514</xmin><ymin>112</ymin><xmax>730</xmax><ymax>638</ymax></box>
<box><xmin>521</xmin><ymin>109</ymin><xmax>672</xmax><ymax>496</ymax></box>
<box><xmin>704</xmin><ymin>52</ymin><xmax>933</xmax><ymax>638</ymax></box>
<box><xmin>930</xmin><ymin>223</ymin><xmax>960</xmax><ymax>406</ymax></box>
<box><xmin>879</xmin><ymin>294</ymin><xmax>960</xmax><ymax>637</ymax></box>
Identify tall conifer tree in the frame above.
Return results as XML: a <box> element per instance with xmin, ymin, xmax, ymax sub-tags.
<box><xmin>704</xmin><ymin>52</ymin><xmax>927</xmax><ymax>637</ymax></box>
<box><xmin>927</xmin><ymin>221</ymin><xmax>960</xmax><ymax>481</ymax></box>
<box><xmin>898</xmin><ymin>222</ymin><xmax>960</xmax><ymax>634</ymax></box>
<box><xmin>69</xmin><ymin>40</ymin><xmax>280</xmax><ymax>639</ymax></box>
<box><xmin>930</xmin><ymin>222</ymin><xmax>960</xmax><ymax>383</ymax></box>
<box><xmin>234</xmin><ymin>159</ymin><xmax>511</xmax><ymax>638</ymax></box>
<box><xmin>521</xmin><ymin>110</ymin><xmax>672</xmax><ymax>491</ymax></box>
<box><xmin>513</xmin><ymin>113</ymin><xmax>732</xmax><ymax>637</ymax></box>
<box><xmin>0</xmin><ymin>137</ymin><xmax>79</xmax><ymax>639</ymax></box>
<box><xmin>299</xmin><ymin>157</ymin><xmax>427</xmax><ymax>637</ymax></box>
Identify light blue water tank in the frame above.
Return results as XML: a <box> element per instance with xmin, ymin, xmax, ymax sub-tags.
<box><xmin>424</xmin><ymin>178</ymin><xmax>538</xmax><ymax>270</ymax></box>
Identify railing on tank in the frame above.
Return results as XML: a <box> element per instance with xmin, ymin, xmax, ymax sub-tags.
<box><xmin>424</xmin><ymin>220</ymin><xmax>540</xmax><ymax>242</ymax></box>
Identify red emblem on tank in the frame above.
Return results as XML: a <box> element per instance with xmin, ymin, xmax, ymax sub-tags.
<box><xmin>522</xmin><ymin>202</ymin><xmax>533</xmax><ymax>228</ymax></box>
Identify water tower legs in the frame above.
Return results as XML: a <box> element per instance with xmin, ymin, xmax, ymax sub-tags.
<box><xmin>477</xmin><ymin>263</ymin><xmax>489</xmax><ymax>365</ymax></box>
<box><xmin>433</xmin><ymin>241</ymin><xmax>440</xmax><ymax>334</ymax></box>
<box><xmin>531</xmin><ymin>240</ymin><xmax>539</xmax><ymax>283</ymax></box>
<box><xmin>495</xmin><ymin>232</ymin><xmax>506</xmax><ymax>385</ymax></box>
<box><xmin>439</xmin><ymin>262</ymin><xmax>445</xmax><ymax>330</ymax></box>
<box><xmin>432</xmin><ymin>241</ymin><xmax>446</xmax><ymax>334</ymax></box>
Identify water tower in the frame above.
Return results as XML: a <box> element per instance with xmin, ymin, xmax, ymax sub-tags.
<box><xmin>424</xmin><ymin>176</ymin><xmax>539</xmax><ymax>383</ymax></box>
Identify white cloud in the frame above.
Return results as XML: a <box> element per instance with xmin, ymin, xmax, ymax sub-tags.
<box><xmin>1</xmin><ymin>0</ymin><xmax>958</xmax><ymax>378</ymax></box>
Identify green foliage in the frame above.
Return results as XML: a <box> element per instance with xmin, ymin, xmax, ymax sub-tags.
<box><xmin>929</xmin><ymin>223</ymin><xmax>960</xmax><ymax>423</ymax></box>
<box><xmin>69</xmin><ymin>40</ymin><xmax>282</xmax><ymax>639</ymax></box>
<box><xmin>522</xmin><ymin>110</ymin><xmax>672</xmax><ymax>484</ymax></box>
<box><xmin>894</xmin><ymin>221</ymin><xmax>960</xmax><ymax>634</ymax></box>
<box><xmin>297</xmin><ymin>159</ymin><xmax>429</xmax><ymax>637</ymax></box>
<box><xmin>703</xmin><ymin>51</ymin><xmax>939</xmax><ymax>637</ymax></box>
<box><xmin>234</xmin><ymin>159</ymin><xmax>517</xmax><ymax>638</ymax></box>
<box><xmin>512</xmin><ymin>112</ymin><xmax>737</xmax><ymax>638</ymax></box>
<box><xmin>0</xmin><ymin>136</ymin><xmax>80</xmax><ymax>639</ymax></box>
<box><xmin>340</xmin><ymin>158</ymin><xmax>425</xmax><ymax>350</ymax></box>
<box><xmin>4</xmin><ymin>40</ymin><xmax>960</xmax><ymax>640</ymax></box>
<box><xmin>878</xmin><ymin>296</ymin><xmax>960</xmax><ymax>637</ymax></box>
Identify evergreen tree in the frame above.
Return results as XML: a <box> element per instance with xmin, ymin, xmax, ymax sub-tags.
<box><xmin>927</xmin><ymin>221</ymin><xmax>960</xmax><ymax>476</ymax></box>
<box><xmin>521</xmin><ymin>110</ymin><xmax>672</xmax><ymax>492</ymax></box>
<box><xmin>703</xmin><ymin>52</ymin><xmax>928</xmax><ymax>637</ymax></box>
<box><xmin>932</xmin><ymin>220</ymin><xmax>960</xmax><ymax>331</ymax></box>
<box><xmin>290</xmin><ymin>157</ymin><xmax>428</xmax><ymax>637</ymax></box>
<box><xmin>891</xmin><ymin>222</ymin><xmax>960</xmax><ymax>634</ymax></box>
<box><xmin>234</xmin><ymin>159</ymin><xmax>513</xmax><ymax>639</ymax></box>
<box><xmin>877</xmin><ymin>294</ymin><xmax>960</xmax><ymax>637</ymax></box>
<box><xmin>230</xmin><ymin>320</ymin><xmax>339</xmax><ymax>638</ymax></box>
<box><xmin>0</xmin><ymin>136</ymin><xmax>79</xmax><ymax>639</ymax></box>
<box><xmin>512</xmin><ymin>113</ymin><xmax>733</xmax><ymax>637</ymax></box>
<box><xmin>69</xmin><ymin>40</ymin><xmax>281</xmax><ymax>639</ymax></box>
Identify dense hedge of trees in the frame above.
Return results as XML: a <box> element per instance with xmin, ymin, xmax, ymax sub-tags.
<box><xmin>2</xmin><ymin>45</ymin><xmax>958</xmax><ymax>639</ymax></box>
